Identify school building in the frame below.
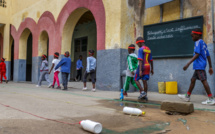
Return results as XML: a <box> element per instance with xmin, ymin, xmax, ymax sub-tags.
<box><xmin>0</xmin><ymin>0</ymin><xmax>215</xmax><ymax>95</ymax></box>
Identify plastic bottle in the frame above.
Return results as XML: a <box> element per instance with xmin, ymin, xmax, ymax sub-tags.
<box><xmin>120</xmin><ymin>89</ymin><xmax>124</xmax><ymax>101</ymax></box>
<box><xmin>123</xmin><ymin>107</ymin><xmax>145</xmax><ymax>116</ymax></box>
<box><xmin>79</xmin><ymin>120</ymin><xmax>102</xmax><ymax>134</ymax></box>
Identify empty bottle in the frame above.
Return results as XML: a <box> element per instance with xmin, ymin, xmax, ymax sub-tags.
<box><xmin>123</xmin><ymin>107</ymin><xmax>145</xmax><ymax>116</ymax></box>
<box><xmin>79</xmin><ymin>120</ymin><xmax>102</xmax><ymax>134</ymax></box>
<box><xmin>120</xmin><ymin>89</ymin><xmax>124</xmax><ymax>101</ymax></box>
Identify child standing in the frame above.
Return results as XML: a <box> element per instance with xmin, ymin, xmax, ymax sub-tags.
<box><xmin>49</xmin><ymin>52</ymin><xmax>61</xmax><ymax>89</ymax></box>
<box><xmin>0</xmin><ymin>58</ymin><xmax>8</xmax><ymax>83</ymax></box>
<box><xmin>134</xmin><ymin>37</ymin><xmax>154</xmax><ymax>100</ymax></box>
<box><xmin>55</xmin><ymin>51</ymin><xmax>71</xmax><ymax>90</ymax></box>
<box><xmin>178</xmin><ymin>29</ymin><xmax>215</xmax><ymax>105</ymax></box>
<box><xmin>36</xmin><ymin>55</ymin><xmax>51</xmax><ymax>87</ymax></box>
<box><xmin>75</xmin><ymin>55</ymin><xmax>83</xmax><ymax>81</ymax></box>
<box><xmin>123</xmin><ymin>44</ymin><xmax>139</xmax><ymax>96</ymax></box>
<box><xmin>83</xmin><ymin>50</ymin><xmax>96</xmax><ymax>92</ymax></box>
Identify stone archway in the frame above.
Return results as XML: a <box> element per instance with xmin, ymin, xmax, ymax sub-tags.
<box><xmin>56</xmin><ymin>0</ymin><xmax>105</xmax><ymax>84</ymax></box>
<box><xmin>10</xmin><ymin>18</ymin><xmax>37</xmax><ymax>82</ymax></box>
<box><xmin>19</xmin><ymin>28</ymin><xmax>33</xmax><ymax>81</ymax></box>
<box><xmin>69</xmin><ymin>10</ymin><xmax>97</xmax><ymax>80</ymax></box>
<box><xmin>56</xmin><ymin>0</ymin><xmax>106</xmax><ymax>54</ymax></box>
<box><xmin>11</xmin><ymin>12</ymin><xmax>56</xmax><ymax>83</ymax></box>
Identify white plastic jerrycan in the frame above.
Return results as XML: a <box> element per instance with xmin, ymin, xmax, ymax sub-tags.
<box><xmin>123</xmin><ymin>107</ymin><xmax>145</xmax><ymax>116</ymax></box>
<box><xmin>79</xmin><ymin>120</ymin><xmax>102</xmax><ymax>134</ymax></box>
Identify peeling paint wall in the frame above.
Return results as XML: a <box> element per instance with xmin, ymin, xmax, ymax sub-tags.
<box><xmin>143</xmin><ymin>6</ymin><xmax>160</xmax><ymax>25</ymax></box>
<box><xmin>127</xmin><ymin>0</ymin><xmax>145</xmax><ymax>37</ymax></box>
<box><xmin>183</xmin><ymin>0</ymin><xmax>211</xmax><ymax>44</ymax></box>
<box><xmin>163</xmin><ymin>0</ymin><xmax>180</xmax><ymax>22</ymax></box>
<box><xmin>102</xmin><ymin>0</ymin><xmax>121</xmax><ymax>49</ymax></box>
<box><xmin>120</xmin><ymin>0</ymin><xmax>147</xmax><ymax>49</ymax></box>
<box><xmin>119</xmin><ymin>0</ymin><xmax>135</xmax><ymax>49</ymax></box>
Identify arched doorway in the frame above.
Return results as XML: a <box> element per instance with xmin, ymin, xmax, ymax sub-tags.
<box><xmin>57</xmin><ymin>0</ymin><xmax>105</xmax><ymax>88</ymax></box>
<box><xmin>71</xmin><ymin>11</ymin><xmax>97</xmax><ymax>81</ymax></box>
<box><xmin>0</xmin><ymin>33</ymin><xmax>3</xmax><ymax>59</ymax></box>
<box><xmin>19</xmin><ymin>28</ymin><xmax>33</xmax><ymax>82</ymax></box>
<box><xmin>61</xmin><ymin>8</ymin><xmax>97</xmax><ymax>81</ymax></box>
<box><xmin>39</xmin><ymin>31</ymin><xmax>49</xmax><ymax>58</ymax></box>
<box><xmin>10</xmin><ymin>37</ymin><xmax>14</xmax><ymax>81</ymax></box>
<box><xmin>26</xmin><ymin>34</ymin><xmax>32</xmax><ymax>81</ymax></box>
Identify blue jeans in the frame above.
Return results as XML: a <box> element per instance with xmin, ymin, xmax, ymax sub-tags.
<box><xmin>61</xmin><ymin>72</ymin><xmax>69</xmax><ymax>88</ymax></box>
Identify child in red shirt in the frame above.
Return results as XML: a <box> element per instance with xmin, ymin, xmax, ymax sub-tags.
<box><xmin>0</xmin><ymin>58</ymin><xmax>8</xmax><ymax>83</ymax></box>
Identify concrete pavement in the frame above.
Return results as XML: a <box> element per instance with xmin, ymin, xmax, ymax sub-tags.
<box><xmin>68</xmin><ymin>81</ymin><xmax>215</xmax><ymax>111</ymax></box>
<box><xmin>0</xmin><ymin>82</ymin><xmax>214</xmax><ymax>134</ymax></box>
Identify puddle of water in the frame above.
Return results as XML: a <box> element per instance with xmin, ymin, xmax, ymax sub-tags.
<box><xmin>178</xmin><ymin>118</ymin><xmax>190</xmax><ymax>130</ymax></box>
<box><xmin>117</xmin><ymin>102</ymin><xmax>145</xmax><ymax>108</ymax></box>
<box><xmin>102</xmin><ymin>122</ymin><xmax>170</xmax><ymax>134</ymax></box>
<box><xmin>108</xmin><ymin>99</ymin><xmax>160</xmax><ymax>109</ymax></box>
<box><xmin>114</xmin><ymin>101</ymin><xmax>160</xmax><ymax>109</ymax></box>
<box><xmin>177</xmin><ymin>118</ymin><xmax>187</xmax><ymax>125</ymax></box>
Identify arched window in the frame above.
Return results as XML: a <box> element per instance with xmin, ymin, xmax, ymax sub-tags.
<box><xmin>0</xmin><ymin>0</ymin><xmax>6</xmax><ymax>8</ymax></box>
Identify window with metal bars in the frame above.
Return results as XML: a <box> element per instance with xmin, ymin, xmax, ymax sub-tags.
<box><xmin>0</xmin><ymin>0</ymin><xmax>6</xmax><ymax>8</ymax></box>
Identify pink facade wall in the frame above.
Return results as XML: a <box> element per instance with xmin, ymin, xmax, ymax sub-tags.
<box><xmin>11</xmin><ymin>0</ymin><xmax>106</xmax><ymax>60</ymax></box>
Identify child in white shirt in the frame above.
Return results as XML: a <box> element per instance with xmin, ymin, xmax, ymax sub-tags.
<box><xmin>49</xmin><ymin>52</ymin><xmax>61</xmax><ymax>89</ymax></box>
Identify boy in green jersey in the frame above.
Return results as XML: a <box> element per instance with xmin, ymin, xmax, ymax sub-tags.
<box><xmin>123</xmin><ymin>44</ymin><xmax>139</xmax><ymax>96</ymax></box>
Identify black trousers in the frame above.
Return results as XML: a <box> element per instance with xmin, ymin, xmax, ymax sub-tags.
<box><xmin>76</xmin><ymin>68</ymin><xmax>82</xmax><ymax>81</ymax></box>
<box><xmin>83</xmin><ymin>70</ymin><xmax>96</xmax><ymax>84</ymax></box>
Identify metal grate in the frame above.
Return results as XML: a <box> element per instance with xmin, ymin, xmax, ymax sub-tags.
<box><xmin>0</xmin><ymin>0</ymin><xmax>6</xmax><ymax>8</ymax></box>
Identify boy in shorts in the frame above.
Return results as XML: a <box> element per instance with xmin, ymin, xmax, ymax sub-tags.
<box><xmin>83</xmin><ymin>50</ymin><xmax>96</xmax><ymax>92</ymax></box>
<box><xmin>134</xmin><ymin>37</ymin><xmax>154</xmax><ymax>100</ymax></box>
<box><xmin>178</xmin><ymin>28</ymin><xmax>215</xmax><ymax>105</ymax></box>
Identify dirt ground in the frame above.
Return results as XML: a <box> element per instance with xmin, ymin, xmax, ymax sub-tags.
<box><xmin>98</xmin><ymin>100</ymin><xmax>215</xmax><ymax>134</ymax></box>
<box><xmin>1</xmin><ymin>83</ymin><xmax>215</xmax><ymax>134</ymax></box>
<box><xmin>0</xmin><ymin>99</ymin><xmax>215</xmax><ymax>134</ymax></box>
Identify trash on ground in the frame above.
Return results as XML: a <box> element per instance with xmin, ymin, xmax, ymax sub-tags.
<box><xmin>123</xmin><ymin>107</ymin><xmax>145</xmax><ymax>116</ymax></box>
<box><xmin>79</xmin><ymin>120</ymin><xmax>102</xmax><ymax>134</ymax></box>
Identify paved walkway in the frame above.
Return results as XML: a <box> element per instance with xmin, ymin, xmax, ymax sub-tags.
<box><xmin>14</xmin><ymin>82</ymin><xmax>215</xmax><ymax>110</ymax></box>
<box><xmin>68</xmin><ymin>81</ymin><xmax>215</xmax><ymax>110</ymax></box>
<box><xmin>0</xmin><ymin>82</ymin><xmax>214</xmax><ymax>134</ymax></box>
